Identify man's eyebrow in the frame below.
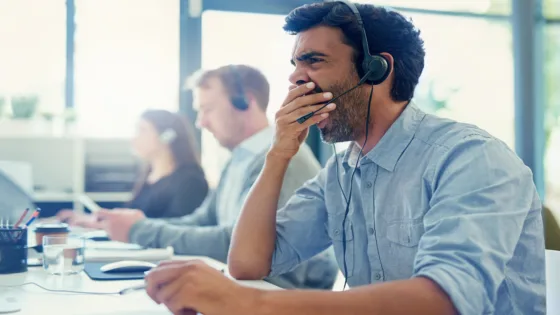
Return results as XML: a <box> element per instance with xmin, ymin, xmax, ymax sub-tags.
<box><xmin>290</xmin><ymin>51</ymin><xmax>328</xmax><ymax>65</ymax></box>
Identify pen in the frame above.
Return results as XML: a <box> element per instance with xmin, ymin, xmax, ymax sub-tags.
<box><xmin>14</xmin><ymin>208</ymin><xmax>30</xmax><ymax>228</ymax></box>
<box><xmin>119</xmin><ymin>283</ymin><xmax>147</xmax><ymax>295</ymax></box>
<box><xmin>22</xmin><ymin>208</ymin><xmax>41</xmax><ymax>229</ymax></box>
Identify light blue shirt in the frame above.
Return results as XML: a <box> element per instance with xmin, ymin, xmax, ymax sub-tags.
<box><xmin>130</xmin><ymin>127</ymin><xmax>339</xmax><ymax>290</ymax></box>
<box><xmin>269</xmin><ymin>103</ymin><xmax>546</xmax><ymax>314</ymax></box>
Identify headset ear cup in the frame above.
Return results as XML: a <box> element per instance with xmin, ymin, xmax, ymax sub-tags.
<box><xmin>363</xmin><ymin>54</ymin><xmax>391</xmax><ymax>85</ymax></box>
<box><xmin>160</xmin><ymin>129</ymin><xmax>177</xmax><ymax>144</ymax></box>
<box><xmin>231</xmin><ymin>96</ymin><xmax>249</xmax><ymax>111</ymax></box>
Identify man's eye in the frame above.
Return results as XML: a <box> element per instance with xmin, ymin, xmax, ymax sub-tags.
<box><xmin>308</xmin><ymin>58</ymin><xmax>322</xmax><ymax>64</ymax></box>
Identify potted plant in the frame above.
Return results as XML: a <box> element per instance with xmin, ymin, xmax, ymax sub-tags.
<box><xmin>11</xmin><ymin>95</ymin><xmax>38</xmax><ymax>119</ymax></box>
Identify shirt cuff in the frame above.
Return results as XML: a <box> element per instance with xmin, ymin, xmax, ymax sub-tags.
<box><xmin>415</xmin><ymin>264</ymin><xmax>492</xmax><ymax>315</ymax></box>
<box><xmin>129</xmin><ymin>219</ymin><xmax>158</xmax><ymax>246</ymax></box>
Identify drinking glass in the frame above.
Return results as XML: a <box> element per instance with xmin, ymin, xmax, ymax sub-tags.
<box><xmin>42</xmin><ymin>235</ymin><xmax>85</xmax><ymax>275</ymax></box>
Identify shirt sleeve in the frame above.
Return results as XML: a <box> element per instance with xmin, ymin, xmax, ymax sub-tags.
<box><xmin>128</xmin><ymin>164</ymin><xmax>261</xmax><ymax>263</ymax></box>
<box><xmin>269</xmin><ymin>166</ymin><xmax>332</xmax><ymax>277</ymax></box>
<box><xmin>413</xmin><ymin>135</ymin><xmax>543</xmax><ymax>315</ymax></box>
<box><xmin>161</xmin><ymin>191</ymin><xmax>218</xmax><ymax>226</ymax></box>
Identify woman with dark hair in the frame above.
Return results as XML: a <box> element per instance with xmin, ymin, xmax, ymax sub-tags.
<box><xmin>125</xmin><ymin>109</ymin><xmax>208</xmax><ymax>217</ymax></box>
<box><xmin>57</xmin><ymin>109</ymin><xmax>208</xmax><ymax>224</ymax></box>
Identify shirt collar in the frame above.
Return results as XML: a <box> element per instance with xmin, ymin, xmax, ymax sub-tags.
<box><xmin>232</xmin><ymin>126</ymin><xmax>273</xmax><ymax>157</ymax></box>
<box><xmin>342</xmin><ymin>102</ymin><xmax>426</xmax><ymax>173</ymax></box>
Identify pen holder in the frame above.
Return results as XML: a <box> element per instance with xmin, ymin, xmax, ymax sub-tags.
<box><xmin>0</xmin><ymin>227</ymin><xmax>28</xmax><ymax>274</ymax></box>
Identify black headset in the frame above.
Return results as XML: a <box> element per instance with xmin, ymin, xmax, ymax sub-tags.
<box><xmin>335</xmin><ymin>0</ymin><xmax>391</xmax><ymax>85</ymax></box>
<box><xmin>328</xmin><ymin>0</ymin><xmax>388</xmax><ymax>289</ymax></box>
<box><xmin>296</xmin><ymin>1</ymin><xmax>392</xmax><ymax>124</ymax></box>
<box><xmin>228</xmin><ymin>65</ymin><xmax>250</xmax><ymax>111</ymax></box>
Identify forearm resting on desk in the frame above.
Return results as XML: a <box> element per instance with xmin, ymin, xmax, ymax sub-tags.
<box><xmin>253</xmin><ymin>277</ymin><xmax>456</xmax><ymax>315</ymax></box>
<box><xmin>228</xmin><ymin>154</ymin><xmax>290</xmax><ymax>280</ymax></box>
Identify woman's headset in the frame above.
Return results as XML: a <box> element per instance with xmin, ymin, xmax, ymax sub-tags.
<box><xmin>159</xmin><ymin>129</ymin><xmax>177</xmax><ymax>144</ymax></box>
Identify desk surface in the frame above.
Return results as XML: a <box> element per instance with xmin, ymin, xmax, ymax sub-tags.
<box><xmin>1</xmin><ymin>250</ymin><xmax>558</xmax><ymax>314</ymax></box>
<box><xmin>0</xmin><ymin>255</ymin><xmax>279</xmax><ymax>315</ymax></box>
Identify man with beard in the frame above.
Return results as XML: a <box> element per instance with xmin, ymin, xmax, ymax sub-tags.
<box><xmin>143</xmin><ymin>2</ymin><xmax>545</xmax><ymax>315</ymax></box>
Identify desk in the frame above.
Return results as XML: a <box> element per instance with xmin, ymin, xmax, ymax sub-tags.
<box><xmin>2</xmin><ymin>250</ymin><xmax>558</xmax><ymax>314</ymax></box>
<box><xmin>0</xmin><ymin>255</ymin><xmax>279</xmax><ymax>315</ymax></box>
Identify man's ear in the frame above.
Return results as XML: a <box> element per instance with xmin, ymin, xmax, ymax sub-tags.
<box><xmin>379</xmin><ymin>52</ymin><xmax>394</xmax><ymax>77</ymax></box>
<box><xmin>245</xmin><ymin>94</ymin><xmax>259</xmax><ymax>111</ymax></box>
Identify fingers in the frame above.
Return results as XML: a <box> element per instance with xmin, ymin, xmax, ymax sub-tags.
<box><xmin>146</xmin><ymin>261</ymin><xmax>191</xmax><ymax>302</ymax></box>
<box><xmin>155</xmin><ymin>274</ymin><xmax>184</xmax><ymax>304</ymax></box>
<box><xmin>145</xmin><ymin>261</ymin><xmax>202</xmax><ymax>293</ymax></box>
<box><xmin>167</xmin><ymin>293</ymin><xmax>194</xmax><ymax>315</ymax></box>
<box><xmin>280</xmin><ymin>81</ymin><xmax>316</xmax><ymax>108</ymax></box>
<box><xmin>145</xmin><ymin>280</ymin><xmax>159</xmax><ymax>303</ymax></box>
<box><xmin>277</xmin><ymin>90</ymin><xmax>333</xmax><ymax>117</ymax></box>
<box><xmin>295</xmin><ymin>111</ymin><xmax>331</xmax><ymax>131</ymax></box>
<box><xmin>157</xmin><ymin>260</ymin><xmax>189</xmax><ymax>268</ymax></box>
<box><xmin>285</xmin><ymin>102</ymin><xmax>336</xmax><ymax>126</ymax></box>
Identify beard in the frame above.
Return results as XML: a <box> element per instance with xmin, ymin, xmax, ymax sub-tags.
<box><xmin>314</xmin><ymin>78</ymin><xmax>368</xmax><ymax>143</ymax></box>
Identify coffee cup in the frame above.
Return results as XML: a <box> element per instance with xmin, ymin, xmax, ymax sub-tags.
<box><xmin>33</xmin><ymin>223</ymin><xmax>69</xmax><ymax>252</ymax></box>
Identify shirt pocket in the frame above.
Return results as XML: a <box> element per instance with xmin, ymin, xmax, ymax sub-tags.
<box><xmin>327</xmin><ymin>215</ymin><xmax>355</xmax><ymax>278</ymax></box>
<box><xmin>386</xmin><ymin>221</ymin><xmax>424</xmax><ymax>248</ymax></box>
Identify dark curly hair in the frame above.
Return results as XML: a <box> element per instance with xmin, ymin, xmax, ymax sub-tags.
<box><xmin>284</xmin><ymin>2</ymin><xmax>425</xmax><ymax>102</ymax></box>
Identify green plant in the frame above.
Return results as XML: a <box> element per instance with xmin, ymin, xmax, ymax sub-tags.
<box><xmin>416</xmin><ymin>78</ymin><xmax>460</xmax><ymax>115</ymax></box>
<box><xmin>11</xmin><ymin>95</ymin><xmax>38</xmax><ymax>119</ymax></box>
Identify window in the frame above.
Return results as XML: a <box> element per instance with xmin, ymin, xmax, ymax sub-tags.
<box><xmin>544</xmin><ymin>25</ymin><xmax>560</xmax><ymax>207</ymax></box>
<box><xmin>544</xmin><ymin>0</ymin><xmax>560</xmax><ymax>19</ymax></box>
<box><xmin>74</xmin><ymin>0</ymin><xmax>179</xmax><ymax>138</ymax></box>
<box><xmin>336</xmin><ymin>12</ymin><xmax>514</xmax><ymax>154</ymax></box>
<box><xmin>409</xmin><ymin>13</ymin><xmax>514</xmax><ymax>148</ymax></box>
<box><xmin>201</xmin><ymin>10</ymin><xmax>293</xmax><ymax>185</ymax></box>
<box><xmin>364</xmin><ymin>0</ymin><xmax>511</xmax><ymax>15</ymax></box>
<box><xmin>0</xmin><ymin>0</ymin><xmax>66</xmax><ymax>118</ymax></box>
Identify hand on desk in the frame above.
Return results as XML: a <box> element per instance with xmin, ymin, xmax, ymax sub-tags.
<box><xmin>145</xmin><ymin>260</ymin><xmax>256</xmax><ymax>315</ymax></box>
<box><xmin>56</xmin><ymin>209</ymin><xmax>105</xmax><ymax>229</ymax></box>
<box><xmin>96</xmin><ymin>209</ymin><xmax>146</xmax><ymax>243</ymax></box>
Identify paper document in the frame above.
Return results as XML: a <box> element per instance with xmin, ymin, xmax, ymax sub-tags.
<box><xmin>85</xmin><ymin>246</ymin><xmax>174</xmax><ymax>262</ymax></box>
<box><xmin>85</xmin><ymin>240</ymin><xmax>144</xmax><ymax>250</ymax></box>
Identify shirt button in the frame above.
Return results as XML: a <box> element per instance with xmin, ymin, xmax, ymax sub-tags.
<box><xmin>366</xmin><ymin>181</ymin><xmax>372</xmax><ymax>188</ymax></box>
<box><xmin>375</xmin><ymin>273</ymin><xmax>381</xmax><ymax>280</ymax></box>
<box><xmin>334</xmin><ymin>229</ymin><xmax>340</xmax><ymax>236</ymax></box>
<box><xmin>368</xmin><ymin>227</ymin><xmax>374</xmax><ymax>235</ymax></box>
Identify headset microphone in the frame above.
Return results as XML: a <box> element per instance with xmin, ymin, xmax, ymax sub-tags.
<box><xmin>296</xmin><ymin>70</ymin><xmax>373</xmax><ymax>124</ymax></box>
<box><xmin>301</xmin><ymin>0</ymin><xmax>392</xmax><ymax>291</ymax></box>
